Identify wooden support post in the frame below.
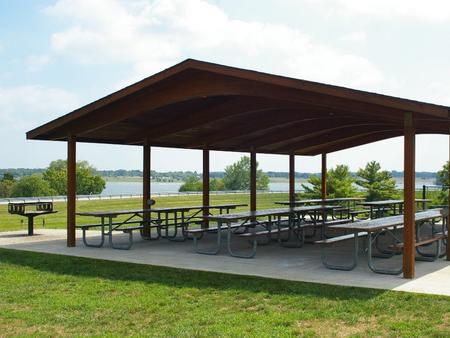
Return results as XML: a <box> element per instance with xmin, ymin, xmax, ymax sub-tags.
<box><xmin>321</xmin><ymin>153</ymin><xmax>327</xmax><ymax>200</ymax></box>
<box><xmin>203</xmin><ymin>149</ymin><xmax>210</xmax><ymax>225</ymax></box>
<box><xmin>403</xmin><ymin>112</ymin><xmax>416</xmax><ymax>278</ymax></box>
<box><xmin>447</xmin><ymin>133</ymin><xmax>450</xmax><ymax>261</ymax></box>
<box><xmin>67</xmin><ymin>134</ymin><xmax>76</xmax><ymax>247</ymax></box>
<box><xmin>142</xmin><ymin>142</ymin><xmax>151</xmax><ymax>237</ymax></box>
<box><xmin>289</xmin><ymin>153</ymin><xmax>295</xmax><ymax>203</ymax></box>
<box><xmin>250</xmin><ymin>151</ymin><xmax>257</xmax><ymax>212</ymax></box>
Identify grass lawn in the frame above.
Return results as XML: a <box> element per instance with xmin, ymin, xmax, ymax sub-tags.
<box><xmin>0</xmin><ymin>190</ymin><xmax>443</xmax><ymax>233</ymax></box>
<box><xmin>0</xmin><ymin>193</ymin><xmax>288</xmax><ymax>232</ymax></box>
<box><xmin>0</xmin><ymin>249</ymin><xmax>449</xmax><ymax>337</ymax></box>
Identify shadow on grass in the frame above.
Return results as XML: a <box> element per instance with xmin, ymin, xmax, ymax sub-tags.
<box><xmin>0</xmin><ymin>248</ymin><xmax>391</xmax><ymax>302</ymax></box>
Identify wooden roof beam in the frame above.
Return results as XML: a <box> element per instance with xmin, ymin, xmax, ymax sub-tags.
<box><xmin>241</xmin><ymin>118</ymin><xmax>390</xmax><ymax>150</ymax></box>
<box><xmin>295</xmin><ymin>130</ymin><xmax>403</xmax><ymax>155</ymax></box>
<box><xmin>265</xmin><ymin>124</ymin><xmax>398</xmax><ymax>153</ymax></box>
<box><xmin>186</xmin><ymin>110</ymin><xmax>340</xmax><ymax>148</ymax></box>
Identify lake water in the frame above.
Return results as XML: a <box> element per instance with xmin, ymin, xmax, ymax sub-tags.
<box><xmin>102</xmin><ymin>178</ymin><xmax>436</xmax><ymax>196</ymax></box>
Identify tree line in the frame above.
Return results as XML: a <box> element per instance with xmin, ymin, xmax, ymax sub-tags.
<box><xmin>0</xmin><ymin>160</ymin><xmax>105</xmax><ymax>198</ymax></box>
<box><xmin>0</xmin><ymin>168</ymin><xmax>437</xmax><ymax>181</ymax></box>
<box><xmin>179</xmin><ymin>157</ymin><xmax>450</xmax><ymax>205</ymax></box>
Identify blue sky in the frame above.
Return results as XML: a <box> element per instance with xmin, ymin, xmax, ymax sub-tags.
<box><xmin>1</xmin><ymin>0</ymin><xmax>450</xmax><ymax>172</ymax></box>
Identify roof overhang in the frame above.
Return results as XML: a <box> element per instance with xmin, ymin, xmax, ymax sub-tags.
<box><xmin>27</xmin><ymin>59</ymin><xmax>450</xmax><ymax>155</ymax></box>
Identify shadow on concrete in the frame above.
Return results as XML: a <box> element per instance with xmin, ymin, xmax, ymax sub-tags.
<box><xmin>0</xmin><ymin>233</ymin><xmax>43</xmax><ymax>238</ymax></box>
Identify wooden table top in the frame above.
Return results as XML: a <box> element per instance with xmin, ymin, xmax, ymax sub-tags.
<box><xmin>77</xmin><ymin>204</ymin><xmax>248</xmax><ymax>217</ymax></box>
<box><xmin>359</xmin><ymin>199</ymin><xmax>432</xmax><ymax>206</ymax></box>
<box><xmin>275</xmin><ymin>197</ymin><xmax>364</xmax><ymax>205</ymax></box>
<box><xmin>329</xmin><ymin>209</ymin><xmax>443</xmax><ymax>232</ymax></box>
<box><xmin>204</xmin><ymin>205</ymin><xmax>336</xmax><ymax>221</ymax></box>
<box><xmin>77</xmin><ymin>209</ymin><xmax>152</xmax><ymax>217</ymax></box>
<box><xmin>149</xmin><ymin>203</ymin><xmax>247</xmax><ymax>212</ymax></box>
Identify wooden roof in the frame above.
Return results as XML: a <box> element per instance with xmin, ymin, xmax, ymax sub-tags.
<box><xmin>27</xmin><ymin>59</ymin><xmax>450</xmax><ymax>155</ymax></box>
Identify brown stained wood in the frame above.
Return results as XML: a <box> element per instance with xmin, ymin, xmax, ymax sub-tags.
<box><xmin>203</xmin><ymin>149</ymin><xmax>210</xmax><ymax>222</ymax></box>
<box><xmin>289</xmin><ymin>154</ymin><xmax>295</xmax><ymax>203</ymax></box>
<box><xmin>127</xmin><ymin>97</ymin><xmax>278</xmax><ymax>144</ymax></box>
<box><xmin>142</xmin><ymin>143</ymin><xmax>151</xmax><ymax>236</ymax></box>
<box><xmin>296</xmin><ymin>130</ymin><xmax>403</xmax><ymax>155</ymax></box>
<box><xmin>403</xmin><ymin>112</ymin><xmax>416</xmax><ymax>279</ymax></box>
<box><xmin>27</xmin><ymin>60</ymin><xmax>450</xmax><ymax>143</ymax></box>
<box><xmin>186</xmin><ymin>109</ymin><xmax>337</xmax><ymax>148</ymax></box>
<box><xmin>239</xmin><ymin>116</ymin><xmax>371</xmax><ymax>149</ymax></box>
<box><xmin>26</xmin><ymin>59</ymin><xmax>450</xmax><ymax>143</ymax></box>
<box><xmin>267</xmin><ymin>124</ymin><xmax>398</xmax><ymax>153</ymax></box>
<box><xmin>321</xmin><ymin>153</ymin><xmax>327</xmax><ymax>199</ymax></box>
<box><xmin>448</xmin><ymin>133</ymin><xmax>450</xmax><ymax>261</ymax></box>
<box><xmin>188</xmin><ymin>60</ymin><xmax>449</xmax><ymax>118</ymax></box>
<box><xmin>250</xmin><ymin>151</ymin><xmax>257</xmax><ymax>212</ymax></box>
<box><xmin>67</xmin><ymin>135</ymin><xmax>76</xmax><ymax>247</ymax></box>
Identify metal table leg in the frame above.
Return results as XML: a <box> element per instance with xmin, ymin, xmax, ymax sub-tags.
<box><xmin>193</xmin><ymin>220</ymin><xmax>222</xmax><ymax>255</ymax></box>
<box><xmin>227</xmin><ymin>220</ymin><xmax>256</xmax><ymax>258</ymax></box>
<box><xmin>321</xmin><ymin>232</ymin><xmax>359</xmax><ymax>271</ymax></box>
<box><xmin>367</xmin><ymin>231</ymin><xmax>402</xmax><ymax>275</ymax></box>
<box><xmin>81</xmin><ymin>216</ymin><xmax>105</xmax><ymax>248</ymax></box>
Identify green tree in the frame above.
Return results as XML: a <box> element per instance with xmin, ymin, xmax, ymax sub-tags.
<box><xmin>302</xmin><ymin>164</ymin><xmax>356</xmax><ymax>198</ymax></box>
<box><xmin>43</xmin><ymin>160</ymin><xmax>105</xmax><ymax>195</ymax></box>
<box><xmin>435</xmin><ymin>162</ymin><xmax>449</xmax><ymax>205</ymax></box>
<box><xmin>0</xmin><ymin>172</ymin><xmax>16</xmax><ymax>197</ymax></box>
<box><xmin>356</xmin><ymin>161</ymin><xmax>398</xmax><ymax>201</ymax></box>
<box><xmin>1</xmin><ymin>172</ymin><xmax>15</xmax><ymax>182</ymax></box>
<box><xmin>178</xmin><ymin>177</ymin><xmax>225</xmax><ymax>192</ymax></box>
<box><xmin>179</xmin><ymin>176</ymin><xmax>202</xmax><ymax>192</ymax></box>
<box><xmin>435</xmin><ymin>161</ymin><xmax>449</xmax><ymax>187</ymax></box>
<box><xmin>222</xmin><ymin>156</ymin><xmax>269</xmax><ymax>191</ymax></box>
<box><xmin>210</xmin><ymin>178</ymin><xmax>225</xmax><ymax>191</ymax></box>
<box><xmin>11</xmin><ymin>175</ymin><xmax>55</xmax><ymax>197</ymax></box>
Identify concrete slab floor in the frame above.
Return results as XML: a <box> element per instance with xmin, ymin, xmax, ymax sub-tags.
<box><xmin>0</xmin><ymin>229</ymin><xmax>449</xmax><ymax>297</ymax></box>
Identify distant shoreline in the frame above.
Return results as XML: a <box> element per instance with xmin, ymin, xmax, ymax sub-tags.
<box><xmin>103</xmin><ymin>176</ymin><xmax>438</xmax><ymax>185</ymax></box>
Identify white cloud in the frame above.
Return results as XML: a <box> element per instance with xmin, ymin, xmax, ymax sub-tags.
<box><xmin>339</xmin><ymin>31</ymin><xmax>366</xmax><ymax>43</ymax></box>
<box><xmin>27</xmin><ymin>54</ymin><xmax>51</xmax><ymax>72</ymax></box>
<box><xmin>0</xmin><ymin>85</ymin><xmax>78</xmax><ymax>130</ymax></box>
<box><xmin>44</xmin><ymin>0</ymin><xmax>384</xmax><ymax>89</ymax></box>
<box><xmin>328</xmin><ymin>0</ymin><xmax>450</xmax><ymax>21</ymax></box>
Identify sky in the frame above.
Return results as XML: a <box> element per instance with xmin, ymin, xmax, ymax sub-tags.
<box><xmin>0</xmin><ymin>0</ymin><xmax>450</xmax><ymax>173</ymax></box>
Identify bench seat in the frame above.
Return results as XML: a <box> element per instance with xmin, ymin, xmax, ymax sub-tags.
<box><xmin>315</xmin><ymin>231</ymin><xmax>368</xmax><ymax>245</ymax></box>
<box><xmin>76</xmin><ymin>220</ymin><xmax>146</xmax><ymax>230</ymax></box>
<box><xmin>238</xmin><ymin>227</ymin><xmax>290</xmax><ymax>238</ymax></box>
<box><xmin>388</xmin><ymin>234</ymin><xmax>447</xmax><ymax>252</ymax></box>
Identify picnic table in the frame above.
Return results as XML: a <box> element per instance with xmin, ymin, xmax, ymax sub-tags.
<box><xmin>8</xmin><ymin>201</ymin><xmax>57</xmax><ymax>235</ymax></box>
<box><xmin>77</xmin><ymin>209</ymin><xmax>152</xmax><ymax>249</ymax></box>
<box><xmin>77</xmin><ymin>203</ymin><xmax>247</xmax><ymax>249</ymax></box>
<box><xmin>275</xmin><ymin>198</ymin><xmax>365</xmax><ymax>220</ymax></box>
<box><xmin>149</xmin><ymin>203</ymin><xmax>247</xmax><ymax>240</ymax></box>
<box><xmin>275</xmin><ymin>197</ymin><xmax>364</xmax><ymax>206</ymax></box>
<box><xmin>319</xmin><ymin>209</ymin><xmax>446</xmax><ymax>275</ymax></box>
<box><xmin>191</xmin><ymin>205</ymin><xmax>338</xmax><ymax>258</ymax></box>
<box><xmin>358</xmin><ymin>199</ymin><xmax>432</xmax><ymax>218</ymax></box>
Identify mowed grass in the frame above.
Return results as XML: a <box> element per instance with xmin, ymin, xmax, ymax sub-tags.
<box><xmin>0</xmin><ymin>249</ymin><xmax>449</xmax><ymax>337</ymax></box>
<box><xmin>0</xmin><ymin>193</ymin><xmax>288</xmax><ymax>232</ymax></box>
<box><xmin>0</xmin><ymin>190</ymin><xmax>443</xmax><ymax>232</ymax></box>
